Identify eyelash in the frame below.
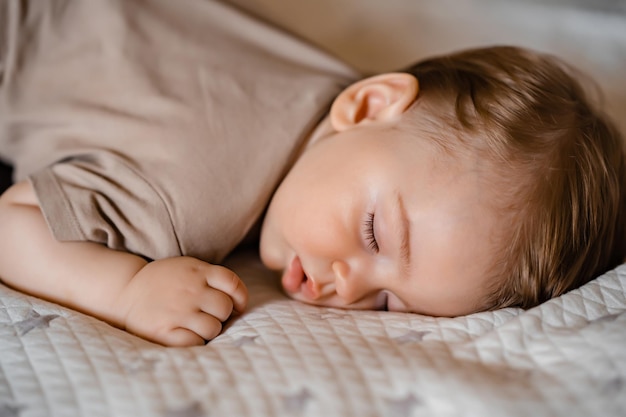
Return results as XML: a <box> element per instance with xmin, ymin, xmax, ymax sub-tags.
<box><xmin>364</xmin><ymin>212</ymin><xmax>379</xmax><ymax>253</ymax></box>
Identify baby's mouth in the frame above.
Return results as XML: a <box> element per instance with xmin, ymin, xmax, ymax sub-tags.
<box><xmin>281</xmin><ymin>256</ymin><xmax>319</xmax><ymax>299</ymax></box>
<box><xmin>282</xmin><ymin>255</ymin><xmax>306</xmax><ymax>294</ymax></box>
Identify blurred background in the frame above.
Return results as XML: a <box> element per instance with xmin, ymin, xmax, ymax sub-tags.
<box><xmin>1</xmin><ymin>0</ymin><xmax>625</xmax><ymax>193</ymax></box>
<box><xmin>230</xmin><ymin>0</ymin><xmax>626</xmax><ymax>133</ymax></box>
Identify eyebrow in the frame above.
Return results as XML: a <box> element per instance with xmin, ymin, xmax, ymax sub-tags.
<box><xmin>396</xmin><ymin>192</ymin><xmax>412</xmax><ymax>276</ymax></box>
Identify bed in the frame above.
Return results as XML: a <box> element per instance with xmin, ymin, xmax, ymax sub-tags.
<box><xmin>1</xmin><ymin>1</ymin><xmax>625</xmax><ymax>416</ymax></box>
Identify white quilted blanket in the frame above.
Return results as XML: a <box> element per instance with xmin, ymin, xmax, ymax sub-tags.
<box><xmin>1</xmin><ymin>250</ymin><xmax>625</xmax><ymax>417</ymax></box>
<box><xmin>2</xmin><ymin>1</ymin><xmax>626</xmax><ymax>416</ymax></box>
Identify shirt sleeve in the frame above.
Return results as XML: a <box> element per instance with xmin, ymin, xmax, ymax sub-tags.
<box><xmin>30</xmin><ymin>152</ymin><xmax>182</xmax><ymax>261</ymax></box>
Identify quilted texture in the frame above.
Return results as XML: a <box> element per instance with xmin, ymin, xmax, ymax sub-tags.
<box><xmin>1</xmin><ymin>2</ymin><xmax>625</xmax><ymax>416</ymax></box>
<box><xmin>1</xmin><ymin>250</ymin><xmax>625</xmax><ymax>417</ymax></box>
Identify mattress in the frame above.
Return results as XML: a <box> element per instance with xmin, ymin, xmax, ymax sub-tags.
<box><xmin>1</xmin><ymin>249</ymin><xmax>625</xmax><ymax>417</ymax></box>
<box><xmin>2</xmin><ymin>1</ymin><xmax>626</xmax><ymax>416</ymax></box>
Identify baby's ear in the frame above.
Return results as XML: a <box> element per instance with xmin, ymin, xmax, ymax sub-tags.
<box><xmin>330</xmin><ymin>73</ymin><xmax>418</xmax><ymax>132</ymax></box>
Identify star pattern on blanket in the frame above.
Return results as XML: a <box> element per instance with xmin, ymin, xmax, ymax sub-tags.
<box><xmin>233</xmin><ymin>335</ymin><xmax>259</xmax><ymax>347</ymax></box>
<box><xmin>319</xmin><ymin>311</ymin><xmax>349</xmax><ymax>320</ymax></box>
<box><xmin>385</xmin><ymin>393</ymin><xmax>421</xmax><ymax>417</ymax></box>
<box><xmin>125</xmin><ymin>357</ymin><xmax>160</xmax><ymax>374</ymax></box>
<box><xmin>592</xmin><ymin>313</ymin><xmax>621</xmax><ymax>324</ymax></box>
<box><xmin>162</xmin><ymin>401</ymin><xmax>205</xmax><ymax>417</ymax></box>
<box><xmin>601</xmin><ymin>376</ymin><xmax>624</xmax><ymax>395</ymax></box>
<box><xmin>14</xmin><ymin>310</ymin><xmax>59</xmax><ymax>336</ymax></box>
<box><xmin>393</xmin><ymin>330</ymin><xmax>430</xmax><ymax>344</ymax></box>
<box><xmin>0</xmin><ymin>403</ymin><xmax>23</xmax><ymax>417</ymax></box>
<box><xmin>282</xmin><ymin>387</ymin><xmax>313</xmax><ymax>413</ymax></box>
<box><xmin>303</xmin><ymin>311</ymin><xmax>350</xmax><ymax>321</ymax></box>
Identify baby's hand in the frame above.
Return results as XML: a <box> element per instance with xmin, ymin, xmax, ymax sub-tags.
<box><xmin>115</xmin><ymin>257</ymin><xmax>248</xmax><ymax>346</ymax></box>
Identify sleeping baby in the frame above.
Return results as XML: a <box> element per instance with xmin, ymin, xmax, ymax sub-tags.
<box><xmin>1</xmin><ymin>0</ymin><xmax>624</xmax><ymax>346</ymax></box>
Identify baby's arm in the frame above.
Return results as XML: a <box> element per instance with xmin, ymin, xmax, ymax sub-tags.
<box><xmin>0</xmin><ymin>181</ymin><xmax>248</xmax><ymax>346</ymax></box>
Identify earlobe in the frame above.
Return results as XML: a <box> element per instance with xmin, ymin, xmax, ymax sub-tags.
<box><xmin>330</xmin><ymin>73</ymin><xmax>419</xmax><ymax>132</ymax></box>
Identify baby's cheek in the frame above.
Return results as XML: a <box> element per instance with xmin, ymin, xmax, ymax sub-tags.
<box><xmin>258</xmin><ymin>226</ymin><xmax>282</xmax><ymax>270</ymax></box>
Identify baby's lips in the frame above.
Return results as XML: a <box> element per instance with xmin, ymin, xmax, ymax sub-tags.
<box><xmin>282</xmin><ymin>255</ymin><xmax>305</xmax><ymax>293</ymax></box>
<box><xmin>300</xmin><ymin>272</ymin><xmax>323</xmax><ymax>300</ymax></box>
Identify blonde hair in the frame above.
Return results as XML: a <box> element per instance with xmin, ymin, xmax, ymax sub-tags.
<box><xmin>403</xmin><ymin>46</ymin><xmax>626</xmax><ymax>309</ymax></box>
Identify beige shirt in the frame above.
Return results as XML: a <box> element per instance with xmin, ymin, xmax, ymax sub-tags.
<box><xmin>0</xmin><ymin>0</ymin><xmax>358</xmax><ymax>262</ymax></box>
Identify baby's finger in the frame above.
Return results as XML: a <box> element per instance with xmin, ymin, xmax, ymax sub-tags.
<box><xmin>199</xmin><ymin>289</ymin><xmax>234</xmax><ymax>322</ymax></box>
<box><xmin>183</xmin><ymin>312</ymin><xmax>223</xmax><ymax>342</ymax></box>
<box><xmin>155</xmin><ymin>327</ymin><xmax>205</xmax><ymax>347</ymax></box>
<box><xmin>205</xmin><ymin>266</ymin><xmax>248</xmax><ymax>314</ymax></box>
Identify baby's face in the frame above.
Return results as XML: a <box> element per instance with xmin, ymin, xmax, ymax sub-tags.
<box><xmin>260</xmin><ymin>120</ymin><xmax>501</xmax><ymax>316</ymax></box>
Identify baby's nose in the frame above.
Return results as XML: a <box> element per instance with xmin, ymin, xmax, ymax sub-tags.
<box><xmin>332</xmin><ymin>260</ymin><xmax>350</xmax><ymax>282</ymax></box>
<box><xmin>332</xmin><ymin>260</ymin><xmax>365</xmax><ymax>303</ymax></box>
